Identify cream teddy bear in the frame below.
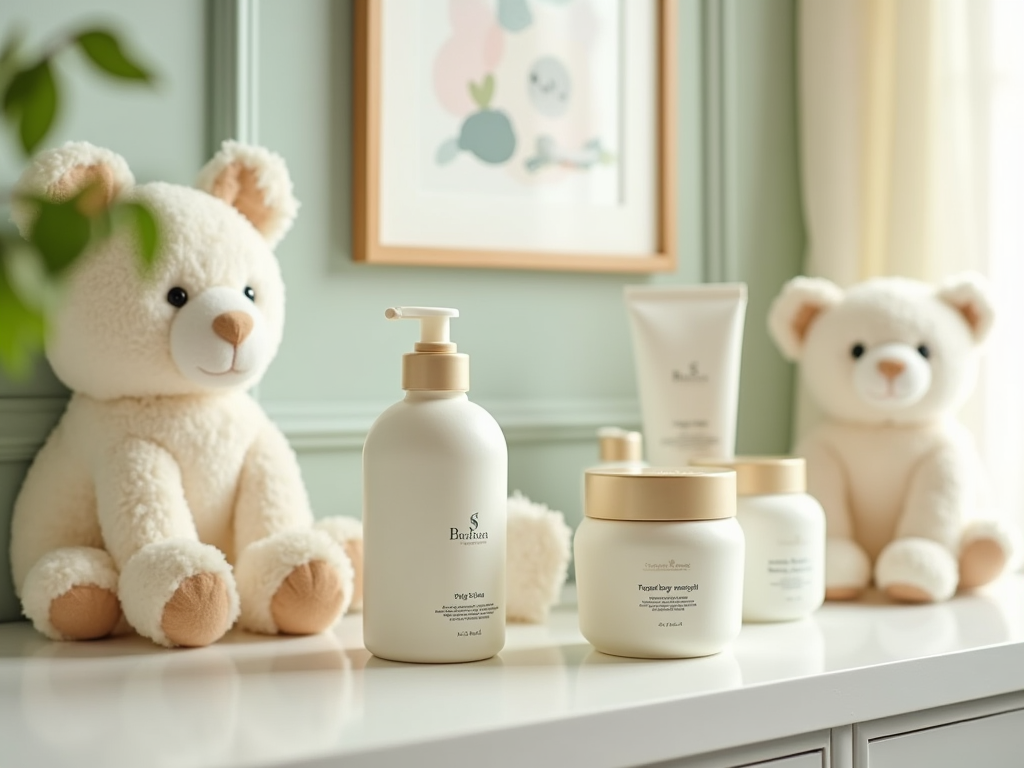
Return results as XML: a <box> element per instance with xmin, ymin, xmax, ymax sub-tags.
<box><xmin>768</xmin><ymin>273</ymin><xmax>1014</xmax><ymax>603</ymax></box>
<box><xmin>10</xmin><ymin>141</ymin><xmax>362</xmax><ymax>647</ymax></box>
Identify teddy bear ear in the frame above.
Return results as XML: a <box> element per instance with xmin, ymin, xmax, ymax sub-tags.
<box><xmin>11</xmin><ymin>141</ymin><xmax>134</xmax><ymax>236</ymax></box>
<box><xmin>196</xmin><ymin>141</ymin><xmax>299</xmax><ymax>248</ymax></box>
<box><xmin>768</xmin><ymin>276</ymin><xmax>844</xmax><ymax>361</ymax></box>
<box><xmin>937</xmin><ymin>271</ymin><xmax>995</xmax><ymax>345</ymax></box>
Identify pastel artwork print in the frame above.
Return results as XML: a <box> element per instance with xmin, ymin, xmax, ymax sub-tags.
<box><xmin>432</xmin><ymin>0</ymin><xmax>505</xmax><ymax>116</ymax></box>
<box><xmin>424</xmin><ymin>0</ymin><xmax>621</xmax><ymax>204</ymax></box>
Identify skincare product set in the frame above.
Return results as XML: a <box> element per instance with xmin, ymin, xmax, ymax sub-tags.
<box><xmin>574</xmin><ymin>284</ymin><xmax>825</xmax><ymax>659</ymax></box>
<box><xmin>362</xmin><ymin>288</ymin><xmax>825</xmax><ymax>665</ymax></box>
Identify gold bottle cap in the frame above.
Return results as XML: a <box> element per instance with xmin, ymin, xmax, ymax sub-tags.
<box><xmin>386</xmin><ymin>307</ymin><xmax>470</xmax><ymax>391</ymax></box>
<box><xmin>402</xmin><ymin>352</ymin><xmax>469</xmax><ymax>391</ymax></box>
<box><xmin>689</xmin><ymin>455</ymin><xmax>806</xmax><ymax>495</ymax></box>
<box><xmin>584</xmin><ymin>467</ymin><xmax>736</xmax><ymax>522</ymax></box>
<box><xmin>597</xmin><ymin>427</ymin><xmax>644</xmax><ymax>463</ymax></box>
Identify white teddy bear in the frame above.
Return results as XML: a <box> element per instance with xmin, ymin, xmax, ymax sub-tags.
<box><xmin>10</xmin><ymin>141</ymin><xmax>362</xmax><ymax>647</ymax></box>
<box><xmin>769</xmin><ymin>273</ymin><xmax>1015</xmax><ymax>603</ymax></box>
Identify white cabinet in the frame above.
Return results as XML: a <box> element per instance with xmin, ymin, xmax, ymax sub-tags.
<box><xmin>649</xmin><ymin>732</ymin><xmax>830</xmax><ymax>768</ymax></box>
<box><xmin>752</xmin><ymin>755</ymin><xmax>825</xmax><ymax>768</ymax></box>
<box><xmin>854</xmin><ymin>691</ymin><xmax>1024</xmax><ymax>768</ymax></box>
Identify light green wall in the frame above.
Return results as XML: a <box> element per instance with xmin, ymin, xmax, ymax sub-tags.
<box><xmin>721</xmin><ymin>0</ymin><xmax>805</xmax><ymax>453</ymax></box>
<box><xmin>0</xmin><ymin>0</ymin><xmax>803</xmax><ymax>622</ymax></box>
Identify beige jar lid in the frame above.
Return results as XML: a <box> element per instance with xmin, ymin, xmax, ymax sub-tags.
<box><xmin>597</xmin><ymin>427</ymin><xmax>643</xmax><ymax>463</ymax></box>
<box><xmin>584</xmin><ymin>467</ymin><xmax>736</xmax><ymax>522</ymax></box>
<box><xmin>689</xmin><ymin>456</ymin><xmax>805</xmax><ymax>495</ymax></box>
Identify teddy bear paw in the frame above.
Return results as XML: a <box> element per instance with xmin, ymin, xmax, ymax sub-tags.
<box><xmin>235</xmin><ymin>528</ymin><xmax>353</xmax><ymax>635</ymax></box>
<box><xmin>119</xmin><ymin>539</ymin><xmax>240</xmax><ymax>647</ymax></box>
<box><xmin>314</xmin><ymin>516</ymin><xmax>364</xmax><ymax>612</ymax></box>
<box><xmin>161</xmin><ymin>572</ymin><xmax>236</xmax><ymax>647</ymax></box>
<box><xmin>49</xmin><ymin>585</ymin><xmax>122</xmax><ymax>641</ymax></box>
<box><xmin>20</xmin><ymin>547</ymin><xmax>122</xmax><ymax>641</ymax></box>
<box><xmin>876</xmin><ymin>537</ymin><xmax>958</xmax><ymax>603</ymax></box>
<box><xmin>271</xmin><ymin>560</ymin><xmax>345</xmax><ymax>635</ymax></box>
<box><xmin>958</xmin><ymin>520</ymin><xmax>1015</xmax><ymax>589</ymax></box>
<box><xmin>824</xmin><ymin>537</ymin><xmax>871</xmax><ymax>601</ymax></box>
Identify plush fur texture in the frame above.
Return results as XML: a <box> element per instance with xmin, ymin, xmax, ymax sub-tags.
<box><xmin>768</xmin><ymin>273</ymin><xmax>1015</xmax><ymax>603</ymax></box>
<box><xmin>505</xmin><ymin>491</ymin><xmax>572</xmax><ymax>623</ymax></box>
<box><xmin>10</xmin><ymin>141</ymin><xmax>359</xmax><ymax>646</ymax></box>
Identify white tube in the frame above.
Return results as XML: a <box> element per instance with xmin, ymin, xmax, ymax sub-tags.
<box><xmin>624</xmin><ymin>284</ymin><xmax>747</xmax><ymax>466</ymax></box>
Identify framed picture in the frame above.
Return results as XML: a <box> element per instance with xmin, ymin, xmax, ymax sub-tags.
<box><xmin>353</xmin><ymin>0</ymin><xmax>677</xmax><ymax>273</ymax></box>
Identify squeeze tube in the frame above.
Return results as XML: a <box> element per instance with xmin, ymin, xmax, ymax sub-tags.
<box><xmin>624</xmin><ymin>284</ymin><xmax>747</xmax><ymax>466</ymax></box>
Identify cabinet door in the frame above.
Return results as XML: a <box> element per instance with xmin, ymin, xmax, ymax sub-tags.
<box><xmin>855</xmin><ymin>691</ymin><xmax>1024</xmax><ymax>768</ymax></box>
<box><xmin>866</xmin><ymin>708</ymin><xmax>1024</xmax><ymax>768</ymax></box>
<box><xmin>652</xmin><ymin>733</ymin><xmax>830</xmax><ymax>768</ymax></box>
<box><xmin>741</xmin><ymin>752</ymin><xmax>825</xmax><ymax>768</ymax></box>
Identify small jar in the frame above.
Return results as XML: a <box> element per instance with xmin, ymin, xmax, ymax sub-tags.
<box><xmin>691</xmin><ymin>456</ymin><xmax>825</xmax><ymax>622</ymax></box>
<box><xmin>574</xmin><ymin>467</ymin><xmax>744</xmax><ymax>659</ymax></box>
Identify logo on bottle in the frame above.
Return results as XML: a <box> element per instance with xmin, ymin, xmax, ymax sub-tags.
<box><xmin>643</xmin><ymin>558</ymin><xmax>691</xmax><ymax>571</ymax></box>
<box><xmin>672</xmin><ymin>362</ymin><xmax>708</xmax><ymax>383</ymax></box>
<box><xmin>451</xmin><ymin>513</ymin><xmax>488</xmax><ymax>541</ymax></box>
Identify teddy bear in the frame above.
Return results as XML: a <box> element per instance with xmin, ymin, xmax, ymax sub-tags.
<box><xmin>9</xmin><ymin>140</ymin><xmax>363</xmax><ymax>647</ymax></box>
<box><xmin>768</xmin><ymin>273</ymin><xmax>1015</xmax><ymax>603</ymax></box>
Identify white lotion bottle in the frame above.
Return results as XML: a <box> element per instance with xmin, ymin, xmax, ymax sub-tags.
<box><xmin>691</xmin><ymin>456</ymin><xmax>825</xmax><ymax>622</ymax></box>
<box><xmin>362</xmin><ymin>307</ymin><xmax>507</xmax><ymax>663</ymax></box>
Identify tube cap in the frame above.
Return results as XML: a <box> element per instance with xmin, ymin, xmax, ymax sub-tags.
<box><xmin>689</xmin><ymin>456</ymin><xmax>806</xmax><ymax>496</ymax></box>
<box><xmin>584</xmin><ymin>467</ymin><xmax>736</xmax><ymax>522</ymax></box>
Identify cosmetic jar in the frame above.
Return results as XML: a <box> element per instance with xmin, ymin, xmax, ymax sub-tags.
<box><xmin>594</xmin><ymin>427</ymin><xmax>647</xmax><ymax>469</ymax></box>
<box><xmin>691</xmin><ymin>456</ymin><xmax>825</xmax><ymax>622</ymax></box>
<box><xmin>574</xmin><ymin>467</ymin><xmax>744</xmax><ymax>659</ymax></box>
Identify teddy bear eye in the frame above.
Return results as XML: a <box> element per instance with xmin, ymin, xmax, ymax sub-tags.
<box><xmin>917</xmin><ymin>344</ymin><xmax>930</xmax><ymax>359</ymax></box>
<box><xmin>167</xmin><ymin>287</ymin><xmax>188</xmax><ymax>308</ymax></box>
<box><xmin>850</xmin><ymin>343</ymin><xmax>866</xmax><ymax>359</ymax></box>
<box><xmin>244</xmin><ymin>286</ymin><xmax>256</xmax><ymax>302</ymax></box>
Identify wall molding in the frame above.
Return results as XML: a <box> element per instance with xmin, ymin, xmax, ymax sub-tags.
<box><xmin>703</xmin><ymin>0</ymin><xmax>726</xmax><ymax>283</ymax></box>
<box><xmin>209</xmin><ymin>0</ymin><xmax>260</xmax><ymax>147</ymax></box>
<box><xmin>0</xmin><ymin>394</ymin><xmax>637</xmax><ymax>461</ymax></box>
<box><xmin>264</xmin><ymin>397</ymin><xmax>642</xmax><ymax>452</ymax></box>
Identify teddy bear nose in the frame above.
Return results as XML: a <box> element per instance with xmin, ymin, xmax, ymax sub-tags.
<box><xmin>212</xmin><ymin>311</ymin><xmax>254</xmax><ymax>346</ymax></box>
<box><xmin>877</xmin><ymin>358</ymin><xmax>906</xmax><ymax>381</ymax></box>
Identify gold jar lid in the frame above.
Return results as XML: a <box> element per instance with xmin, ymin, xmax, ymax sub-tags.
<box><xmin>689</xmin><ymin>456</ymin><xmax>805</xmax><ymax>496</ymax></box>
<box><xmin>584</xmin><ymin>467</ymin><xmax>736</xmax><ymax>522</ymax></box>
<box><xmin>597</xmin><ymin>427</ymin><xmax>643</xmax><ymax>463</ymax></box>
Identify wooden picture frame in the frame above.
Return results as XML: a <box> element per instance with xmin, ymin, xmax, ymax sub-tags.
<box><xmin>353</xmin><ymin>0</ymin><xmax>678</xmax><ymax>273</ymax></box>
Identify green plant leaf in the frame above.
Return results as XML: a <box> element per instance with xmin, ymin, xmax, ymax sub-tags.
<box><xmin>76</xmin><ymin>30</ymin><xmax>153</xmax><ymax>81</ymax></box>
<box><xmin>0</xmin><ymin>251</ymin><xmax>46</xmax><ymax>379</ymax></box>
<box><xmin>4</xmin><ymin>60</ymin><xmax>58</xmax><ymax>155</ymax></box>
<box><xmin>25</xmin><ymin>195</ymin><xmax>91</xmax><ymax>274</ymax></box>
<box><xmin>468</xmin><ymin>74</ymin><xmax>495</xmax><ymax>110</ymax></box>
<box><xmin>0</xmin><ymin>29</ymin><xmax>25</xmax><ymax>83</ymax></box>
<box><xmin>3</xmin><ymin>60</ymin><xmax>36</xmax><ymax>119</ymax></box>
<box><xmin>116</xmin><ymin>202</ymin><xmax>161</xmax><ymax>271</ymax></box>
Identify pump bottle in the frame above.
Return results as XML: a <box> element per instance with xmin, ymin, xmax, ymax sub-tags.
<box><xmin>362</xmin><ymin>307</ymin><xmax>507</xmax><ymax>663</ymax></box>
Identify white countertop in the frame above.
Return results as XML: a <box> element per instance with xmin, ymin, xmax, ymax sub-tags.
<box><xmin>1</xmin><ymin>577</ymin><xmax>1023</xmax><ymax>768</ymax></box>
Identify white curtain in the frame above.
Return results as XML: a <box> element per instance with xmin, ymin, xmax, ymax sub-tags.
<box><xmin>798</xmin><ymin>0</ymin><xmax>1024</xmax><ymax>535</ymax></box>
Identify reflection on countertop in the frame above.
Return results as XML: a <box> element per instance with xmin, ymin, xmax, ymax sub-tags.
<box><xmin>0</xmin><ymin>576</ymin><xmax>1022</xmax><ymax>768</ymax></box>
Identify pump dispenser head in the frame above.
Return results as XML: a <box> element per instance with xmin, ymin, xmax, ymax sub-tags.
<box><xmin>386</xmin><ymin>306</ymin><xmax>469</xmax><ymax>391</ymax></box>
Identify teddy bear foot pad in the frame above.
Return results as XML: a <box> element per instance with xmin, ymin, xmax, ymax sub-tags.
<box><xmin>959</xmin><ymin>538</ymin><xmax>1008</xmax><ymax>590</ymax></box>
<box><xmin>161</xmin><ymin>573</ymin><xmax>235</xmax><ymax>647</ymax></box>
<box><xmin>270</xmin><ymin>560</ymin><xmax>345</xmax><ymax>635</ymax></box>
<box><xmin>49</xmin><ymin>585</ymin><xmax>121</xmax><ymax>640</ymax></box>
